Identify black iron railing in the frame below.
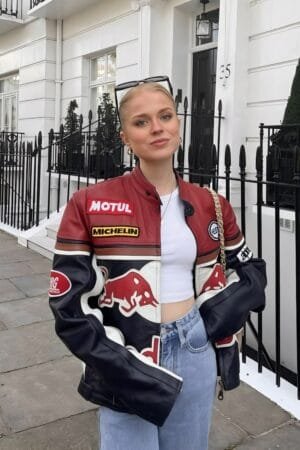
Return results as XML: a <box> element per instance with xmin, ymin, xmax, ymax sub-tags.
<box><xmin>30</xmin><ymin>0</ymin><xmax>46</xmax><ymax>8</ymax></box>
<box><xmin>46</xmin><ymin>97</ymin><xmax>224</xmax><ymax>215</ymax></box>
<box><xmin>261</xmin><ymin>123</ymin><xmax>300</xmax><ymax>209</ymax></box>
<box><xmin>0</xmin><ymin>131</ymin><xmax>41</xmax><ymax>230</ymax></box>
<box><xmin>0</xmin><ymin>0</ymin><xmax>20</xmax><ymax>18</ymax></box>
<box><xmin>1</xmin><ymin>114</ymin><xmax>300</xmax><ymax>400</ymax></box>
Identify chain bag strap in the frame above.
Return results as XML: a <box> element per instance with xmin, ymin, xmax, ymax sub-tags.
<box><xmin>205</xmin><ymin>188</ymin><xmax>226</xmax><ymax>272</ymax></box>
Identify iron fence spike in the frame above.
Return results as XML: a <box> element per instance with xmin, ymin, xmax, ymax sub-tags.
<box><xmin>225</xmin><ymin>144</ymin><xmax>231</xmax><ymax>167</ymax></box>
<box><xmin>239</xmin><ymin>145</ymin><xmax>246</xmax><ymax>169</ymax></box>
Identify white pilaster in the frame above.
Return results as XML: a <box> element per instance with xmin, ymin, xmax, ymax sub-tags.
<box><xmin>215</xmin><ymin>0</ymin><xmax>250</xmax><ymax>191</ymax></box>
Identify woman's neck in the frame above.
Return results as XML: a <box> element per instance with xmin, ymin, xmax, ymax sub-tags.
<box><xmin>139</xmin><ymin>160</ymin><xmax>177</xmax><ymax>196</ymax></box>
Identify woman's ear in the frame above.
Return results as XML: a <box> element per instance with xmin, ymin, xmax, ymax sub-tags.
<box><xmin>120</xmin><ymin>130</ymin><xmax>129</xmax><ymax>146</ymax></box>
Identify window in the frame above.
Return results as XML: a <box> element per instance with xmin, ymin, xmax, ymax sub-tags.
<box><xmin>0</xmin><ymin>73</ymin><xmax>19</xmax><ymax>132</ymax></box>
<box><xmin>90</xmin><ymin>51</ymin><xmax>116</xmax><ymax>117</ymax></box>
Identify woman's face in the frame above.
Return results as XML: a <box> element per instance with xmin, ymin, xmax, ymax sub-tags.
<box><xmin>120</xmin><ymin>89</ymin><xmax>180</xmax><ymax>164</ymax></box>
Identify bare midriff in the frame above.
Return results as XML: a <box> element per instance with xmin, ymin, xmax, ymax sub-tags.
<box><xmin>161</xmin><ymin>296</ymin><xmax>195</xmax><ymax>323</ymax></box>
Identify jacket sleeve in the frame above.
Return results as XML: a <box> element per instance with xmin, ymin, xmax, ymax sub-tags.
<box><xmin>220</xmin><ymin>194</ymin><xmax>267</xmax><ymax>313</ymax></box>
<box><xmin>49</xmin><ymin>190</ymin><xmax>182</xmax><ymax>427</ymax></box>
<box><xmin>197</xmin><ymin>194</ymin><xmax>267</xmax><ymax>340</ymax></box>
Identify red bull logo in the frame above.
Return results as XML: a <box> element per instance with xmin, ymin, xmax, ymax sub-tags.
<box><xmin>99</xmin><ymin>268</ymin><xmax>159</xmax><ymax>321</ymax></box>
<box><xmin>201</xmin><ymin>263</ymin><xmax>226</xmax><ymax>293</ymax></box>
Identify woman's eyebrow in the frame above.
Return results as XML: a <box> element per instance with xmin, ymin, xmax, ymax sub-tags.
<box><xmin>130</xmin><ymin>107</ymin><xmax>174</xmax><ymax>119</ymax></box>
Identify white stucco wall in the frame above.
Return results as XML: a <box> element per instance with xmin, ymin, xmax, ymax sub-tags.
<box><xmin>246</xmin><ymin>0</ymin><xmax>300</xmax><ymax>169</ymax></box>
<box><xmin>0</xmin><ymin>18</ymin><xmax>56</xmax><ymax>139</ymax></box>
<box><xmin>60</xmin><ymin>0</ymin><xmax>140</xmax><ymax>122</ymax></box>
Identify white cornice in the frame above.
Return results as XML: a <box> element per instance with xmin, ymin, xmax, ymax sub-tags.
<box><xmin>131</xmin><ymin>0</ymin><xmax>151</xmax><ymax>11</ymax></box>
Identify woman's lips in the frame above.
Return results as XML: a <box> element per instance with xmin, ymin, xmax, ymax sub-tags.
<box><xmin>150</xmin><ymin>138</ymin><xmax>169</xmax><ymax>146</ymax></box>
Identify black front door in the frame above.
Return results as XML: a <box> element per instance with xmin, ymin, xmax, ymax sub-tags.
<box><xmin>190</xmin><ymin>49</ymin><xmax>217</xmax><ymax>177</ymax></box>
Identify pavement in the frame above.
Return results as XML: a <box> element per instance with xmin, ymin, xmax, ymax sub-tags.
<box><xmin>0</xmin><ymin>229</ymin><xmax>299</xmax><ymax>450</ymax></box>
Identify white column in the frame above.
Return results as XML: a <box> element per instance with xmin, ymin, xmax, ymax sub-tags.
<box><xmin>131</xmin><ymin>0</ymin><xmax>152</xmax><ymax>77</ymax></box>
<box><xmin>54</xmin><ymin>19</ymin><xmax>63</xmax><ymax>132</ymax></box>
<box><xmin>215</xmin><ymin>0</ymin><xmax>250</xmax><ymax>200</ymax></box>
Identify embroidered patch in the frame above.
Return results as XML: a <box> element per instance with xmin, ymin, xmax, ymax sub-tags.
<box><xmin>87</xmin><ymin>199</ymin><xmax>133</xmax><ymax>215</ymax></box>
<box><xmin>208</xmin><ymin>221</ymin><xmax>219</xmax><ymax>241</ymax></box>
<box><xmin>49</xmin><ymin>270</ymin><xmax>71</xmax><ymax>297</ymax></box>
<box><xmin>237</xmin><ymin>245</ymin><xmax>253</xmax><ymax>263</ymax></box>
<box><xmin>92</xmin><ymin>226</ymin><xmax>140</xmax><ymax>238</ymax></box>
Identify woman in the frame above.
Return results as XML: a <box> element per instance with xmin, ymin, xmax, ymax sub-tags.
<box><xmin>49</xmin><ymin>78</ymin><xmax>256</xmax><ymax>450</ymax></box>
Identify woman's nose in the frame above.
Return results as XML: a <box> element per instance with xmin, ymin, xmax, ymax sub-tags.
<box><xmin>150</xmin><ymin>118</ymin><xmax>163</xmax><ymax>133</ymax></box>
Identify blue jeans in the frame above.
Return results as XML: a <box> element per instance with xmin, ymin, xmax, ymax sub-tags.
<box><xmin>98</xmin><ymin>305</ymin><xmax>217</xmax><ymax>450</ymax></box>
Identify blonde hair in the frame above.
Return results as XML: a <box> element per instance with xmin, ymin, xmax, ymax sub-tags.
<box><xmin>118</xmin><ymin>82</ymin><xmax>176</xmax><ymax>127</ymax></box>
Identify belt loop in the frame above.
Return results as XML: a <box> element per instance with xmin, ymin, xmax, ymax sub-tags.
<box><xmin>177</xmin><ymin>322</ymin><xmax>186</xmax><ymax>347</ymax></box>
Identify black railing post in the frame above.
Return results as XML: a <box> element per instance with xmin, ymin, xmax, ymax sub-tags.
<box><xmin>57</xmin><ymin>124</ymin><xmax>64</xmax><ymax>212</ymax></box>
<box><xmin>211</xmin><ymin>144</ymin><xmax>218</xmax><ymax>191</ymax></box>
<box><xmin>256</xmin><ymin>145</ymin><xmax>264</xmax><ymax>372</ymax></box>
<box><xmin>177</xmin><ymin>144</ymin><xmax>184</xmax><ymax>177</ymax></box>
<box><xmin>32</xmin><ymin>136</ymin><xmax>37</xmax><ymax>228</ymax></box>
<box><xmin>294</xmin><ymin>146</ymin><xmax>300</xmax><ymax>399</ymax></box>
<box><xmin>47</xmin><ymin>129</ymin><xmax>54</xmax><ymax>218</ymax></box>
<box><xmin>77</xmin><ymin>114</ymin><xmax>83</xmax><ymax>189</ymax></box>
<box><xmin>20</xmin><ymin>142</ymin><xmax>25</xmax><ymax>229</ymax></box>
<box><xmin>216</xmin><ymin>99</ymin><xmax>222</xmax><ymax>190</ymax></box>
<box><xmin>273</xmin><ymin>145</ymin><xmax>281</xmax><ymax>387</ymax></box>
<box><xmin>36</xmin><ymin>131</ymin><xmax>42</xmax><ymax>226</ymax></box>
<box><xmin>182</xmin><ymin>96</ymin><xmax>188</xmax><ymax>162</ymax></box>
<box><xmin>239</xmin><ymin>144</ymin><xmax>247</xmax><ymax>363</ymax></box>
<box><xmin>86</xmin><ymin>110</ymin><xmax>92</xmax><ymax>186</ymax></box>
<box><xmin>224</xmin><ymin>144</ymin><xmax>231</xmax><ymax>201</ymax></box>
<box><xmin>239</xmin><ymin>145</ymin><xmax>246</xmax><ymax>235</ymax></box>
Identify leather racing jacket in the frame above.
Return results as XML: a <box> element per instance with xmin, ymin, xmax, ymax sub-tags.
<box><xmin>49</xmin><ymin>166</ymin><xmax>261</xmax><ymax>426</ymax></box>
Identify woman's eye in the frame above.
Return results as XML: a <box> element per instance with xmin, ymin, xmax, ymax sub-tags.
<box><xmin>134</xmin><ymin>119</ymin><xmax>148</xmax><ymax>127</ymax></box>
<box><xmin>161</xmin><ymin>113</ymin><xmax>172</xmax><ymax>121</ymax></box>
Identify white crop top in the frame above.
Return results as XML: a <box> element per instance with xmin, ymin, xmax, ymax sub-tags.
<box><xmin>160</xmin><ymin>188</ymin><xmax>197</xmax><ymax>303</ymax></box>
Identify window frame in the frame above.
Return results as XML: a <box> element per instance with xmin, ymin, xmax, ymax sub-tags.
<box><xmin>0</xmin><ymin>73</ymin><xmax>19</xmax><ymax>132</ymax></box>
<box><xmin>89</xmin><ymin>51</ymin><xmax>116</xmax><ymax>118</ymax></box>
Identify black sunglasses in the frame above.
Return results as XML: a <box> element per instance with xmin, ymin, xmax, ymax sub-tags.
<box><xmin>114</xmin><ymin>76</ymin><xmax>173</xmax><ymax>120</ymax></box>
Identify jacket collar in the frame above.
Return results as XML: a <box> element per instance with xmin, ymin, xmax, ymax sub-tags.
<box><xmin>129</xmin><ymin>165</ymin><xmax>194</xmax><ymax>216</ymax></box>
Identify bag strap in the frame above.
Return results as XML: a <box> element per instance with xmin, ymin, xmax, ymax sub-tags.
<box><xmin>205</xmin><ymin>188</ymin><xmax>226</xmax><ymax>273</ymax></box>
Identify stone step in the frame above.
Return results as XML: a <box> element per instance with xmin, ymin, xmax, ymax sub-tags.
<box><xmin>27</xmin><ymin>233</ymin><xmax>55</xmax><ymax>260</ymax></box>
<box><xmin>46</xmin><ymin>222</ymin><xmax>59</xmax><ymax>240</ymax></box>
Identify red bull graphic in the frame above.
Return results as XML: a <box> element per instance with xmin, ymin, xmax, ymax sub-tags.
<box><xmin>141</xmin><ymin>336</ymin><xmax>160</xmax><ymax>364</ymax></box>
<box><xmin>200</xmin><ymin>263</ymin><xmax>226</xmax><ymax>293</ymax></box>
<box><xmin>99</xmin><ymin>268</ymin><xmax>159</xmax><ymax>321</ymax></box>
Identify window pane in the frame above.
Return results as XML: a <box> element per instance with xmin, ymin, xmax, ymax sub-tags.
<box><xmin>91</xmin><ymin>84</ymin><xmax>116</xmax><ymax>116</ymax></box>
<box><xmin>3</xmin><ymin>94</ymin><xmax>18</xmax><ymax>131</ymax></box>
<box><xmin>91</xmin><ymin>85</ymin><xmax>105</xmax><ymax>117</ymax></box>
<box><xmin>105</xmin><ymin>84</ymin><xmax>115</xmax><ymax>104</ymax></box>
<box><xmin>107</xmin><ymin>53</ymin><xmax>116</xmax><ymax>80</ymax></box>
<box><xmin>11</xmin><ymin>95</ymin><xmax>17</xmax><ymax>131</ymax></box>
<box><xmin>91</xmin><ymin>56</ymin><xmax>106</xmax><ymax>82</ymax></box>
<box><xmin>3</xmin><ymin>74</ymin><xmax>19</xmax><ymax>93</ymax></box>
<box><xmin>4</xmin><ymin>96</ymin><xmax>10</xmax><ymax>131</ymax></box>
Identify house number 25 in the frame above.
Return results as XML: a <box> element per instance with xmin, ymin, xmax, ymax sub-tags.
<box><xmin>219</xmin><ymin>64</ymin><xmax>231</xmax><ymax>79</ymax></box>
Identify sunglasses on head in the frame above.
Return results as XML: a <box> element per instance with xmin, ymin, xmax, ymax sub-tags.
<box><xmin>114</xmin><ymin>76</ymin><xmax>173</xmax><ymax>120</ymax></box>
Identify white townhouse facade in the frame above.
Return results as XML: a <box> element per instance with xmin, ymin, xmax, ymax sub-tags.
<box><xmin>1</xmin><ymin>0</ymin><xmax>299</xmax><ymax>164</ymax></box>
<box><xmin>1</xmin><ymin>0</ymin><xmax>300</xmax><ymax>403</ymax></box>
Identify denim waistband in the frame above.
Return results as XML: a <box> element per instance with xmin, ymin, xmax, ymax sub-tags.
<box><xmin>160</xmin><ymin>304</ymin><xmax>200</xmax><ymax>342</ymax></box>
